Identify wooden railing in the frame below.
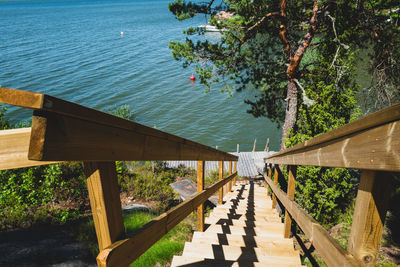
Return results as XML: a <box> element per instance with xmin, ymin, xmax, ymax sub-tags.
<box><xmin>0</xmin><ymin>88</ymin><xmax>238</xmax><ymax>267</ymax></box>
<box><xmin>264</xmin><ymin>102</ymin><xmax>400</xmax><ymax>267</ymax></box>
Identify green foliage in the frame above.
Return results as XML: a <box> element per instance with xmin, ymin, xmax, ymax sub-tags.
<box><xmin>0</xmin><ymin>104</ymin><xmax>10</xmax><ymax>130</ymax></box>
<box><xmin>284</xmin><ymin>53</ymin><xmax>360</xmax><ymax>226</ymax></box>
<box><xmin>205</xmin><ymin>169</ymin><xmax>228</xmax><ymax>187</ymax></box>
<box><xmin>292</xmin><ymin>166</ymin><xmax>358</xmax><ymax>225</ymax></box>
<box><xmin>118</xmin><ymin>162</ymin><xmax>195</xmax><ymax>212</ymax></box>
<box><xmin>169</xmin><ymin>0</ymin><xmax>400</xmax><ymax>124</ymax></box>
<box><xmin>106</xmin><ymin>104</ymin><xmax>135</xmax><ymax>121</ymax></box>
<box><xmin>0</xmin><ymin>162</ymin><xmax>88</xmax><ymax>230</ymax></box>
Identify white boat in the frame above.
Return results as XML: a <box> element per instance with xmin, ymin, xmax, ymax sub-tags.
<box><xmin>198</xmin><ymin>25</ymin><xmax>225</xmax><ymax>32</ymax></box>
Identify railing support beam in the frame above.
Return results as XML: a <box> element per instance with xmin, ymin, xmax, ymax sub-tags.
<box><xmin>197</xmin><ymin>160</ymin><xmax>205</xmax><ymax>232</ymax></box>
<box><xmin>348</xmin><ymin>170</ymin><xmax>394</xmax><ymax>266</ymax></box>
<box><xmin>228</xmin><ymin>161</ymin><xmax>233</xmax><ymax>192</ymax></box>
<box><xmin>267</xmin><ymin>164</ymin><xmax>273</xmax><ymax>206</ymax></box>
<box><xmin>233</xmin><ymin>161</ymin><xmax>237</xmax><ymax>186</ymax></box>
<box><xmin>219</xmin><ymin>161</ymin><xmax>224</xmax><ymax>204</ymax></box>
<box><xmin>272</xmin><ymin>165</ymin><xmax>279</xmax><ymax>209</ymax></box>
<box><xmin>83</xmin><ymin>162</ymin><xmax>125</xmax><ymax>252</ymax></box>
<box><xmin>284</xmin><ymin>165</ymin><xmax>297</xmax><ymax>238</ymax></box>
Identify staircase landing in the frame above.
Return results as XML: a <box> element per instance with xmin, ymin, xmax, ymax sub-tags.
<box><xmin>171</xmin><ymin>182</ymin><xmax>304</xmax><ymax>266</ymax></box>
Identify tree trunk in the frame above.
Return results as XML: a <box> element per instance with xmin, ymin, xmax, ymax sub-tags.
<box><xmin>279</xmin><ymin>1</ymin><xmax>318</xmax><ymax>150</ymax></box>
<box><xmin>281</xmin><ymin>79</ymin><xmax>298</xmax><ymax>150</ymax></box>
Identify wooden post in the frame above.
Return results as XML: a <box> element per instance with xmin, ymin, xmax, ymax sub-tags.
<box><xmin>284</xmin><ymin>165</ymin><xmax>296</xmax><ymax>238</ymax></box>
<box><xmin>264</xmin><ymin>163</ymin><xmax>268</xmax><ymax>183</ymax></box>
<box><xmin>228</xmin><ymin>161</ymin><xmax>233</xmax><ymax>192</ymax></box>
<box><xmin>252</xmin><ymin>138</ymin><xmax>257</xmax><ymax>152</ymax></box>
<box><xmin>272</xmin><ymin>165</ymin><xmax>279</xmax><ymax>209</ymax></box>
<box><xmin>264</xmin><ymin>163</ymin><xmax>270</xmax><ymax>198</ymax></box>
<box><xmin>197</xmin><ymin>160</ymin><xmax>205</xmax><ymax>232</ymax></box>
<box><xmin>218</xmin><ymin>161</ymin><xmax>223</xmax><ymax>205</ymax></box>
<box><xmin>348</xmin><ymin>170</ymin><xmax>394</xmax><ymax>266</ymax></box>
<box><xmin>84</xmin><ymin>162</ymin><xmax>125</xmax><ymax>252</ymax></box>
<box><xmin>233</xmin><ymin>161</ymin><xmax>237</xmax><ymax>186</ymax></box>
<box><xmin>264</xmin><ymin>138</ymin><xmax>270</xmax><ymax>152</ymax></box>
<box><xmin>237</xmin><ymin>144</ymin><xmax>239</xmax><ymax>153</ymax></box>
<box><xmin>268</xmin><ymin>164</ymin><xmax>273</xmax><ymax>200</ymax></box>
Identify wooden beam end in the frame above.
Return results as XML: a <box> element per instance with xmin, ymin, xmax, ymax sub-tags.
<box><xmin>28</xmin><ymin>115</ymin><xmax>47</xmax><ymax>160</ymax></box>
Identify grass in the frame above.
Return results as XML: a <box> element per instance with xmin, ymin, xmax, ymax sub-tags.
<box><xmin>68</xmin><ymin>210</ymin><xmax>195</xmax><ymax>267</ymax></box>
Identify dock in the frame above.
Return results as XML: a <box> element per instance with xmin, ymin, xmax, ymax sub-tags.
<box><xmin>166</xmin><ymin>151</ymin><xmax>275</xmax><ymax>177</ymax></box>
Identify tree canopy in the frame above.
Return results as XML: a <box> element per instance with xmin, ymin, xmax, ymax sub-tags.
<box><xmin>169</xmin><ymin>0</ymin><xmax>400</xmax><ymax>147</ymax></box>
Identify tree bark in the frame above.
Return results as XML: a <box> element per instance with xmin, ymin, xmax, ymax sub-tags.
<box><xmin>280</xmin><ymin>1</ymin><xmax>318</xmax><ymax>150</ymax></box>
<box><xmin>281</xmin><ymin>79</ymin><xmax>298</xmax><ymax>150</ymax></box>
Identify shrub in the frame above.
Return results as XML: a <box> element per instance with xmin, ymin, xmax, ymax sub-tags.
<box><xmin>284</xmin><ymin>57</ymin><xmax>360</xmax><ymax>226</ymax></box>
<box><xmin>0</xmin><ymin>162</ymin><xmax>88</xmax><ymax>230</ymax></box>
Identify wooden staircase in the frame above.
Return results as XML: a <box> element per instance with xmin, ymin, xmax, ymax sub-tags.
<box><xmin>171</xmin><ymin>181</ymin><xmax>303</xmax><ymax>267</ymax></box>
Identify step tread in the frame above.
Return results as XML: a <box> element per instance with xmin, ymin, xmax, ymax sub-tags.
<box><xmin>191</xmin><ymin>231</ymin><xmax>293</xmax><ymax>248</ymax></box>
<box><xmin>205</xmin><ymin>216</ymin><xmax>281</xmax><ymax>226</ymax></box>
<box><xmin>204</xmin><ymin>224</ymin><xmax>284</xmax><ymax>237</ymax></box>
<box><xmin>171</xmin><ymin>256</ymin><xmax>304</xmax><ymax>267</ymax></box>
<box><xmin>171</xmin><ymin>256</ymin><xmax>302</xmax><ymax>267</ymax></box>
<box><xmin>181</xmin><ymin>242</ymin><xmax>301</xmax><ymax>263</ymax></box>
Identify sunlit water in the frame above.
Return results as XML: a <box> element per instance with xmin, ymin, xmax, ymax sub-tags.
<box><xmin>0</xmin><ymin>0</ymin><xmax>281</xmax><ymax>152</ymax></box>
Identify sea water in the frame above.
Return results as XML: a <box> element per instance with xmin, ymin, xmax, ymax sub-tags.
<box><xmin>0</xmin><ymin>0</ymin><xmax>281</xmax><ymax>151</ymax></box>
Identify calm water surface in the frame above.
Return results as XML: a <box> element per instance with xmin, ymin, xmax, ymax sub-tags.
<box><xmin>0</xmin><ymin>0</ymin><xmax>281</xmax><ymax>151</ymax></box>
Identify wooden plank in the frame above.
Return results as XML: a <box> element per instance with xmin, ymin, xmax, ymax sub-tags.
<box><xmin>264</xmin><ymin>174</ymin><xmax>361</xmax><ymax>266</ymax></box>
<box><xmin>182</xmin><ymin>242</ymin><xmax>300</xmax><ymax>262</ymax></box>
<box><xmin>284</xmin><ymin>165</ymin><xmax>296</xmax><ymax>238</ymax></box>
<box><xmin>28</xmin><ymin>110</ymin><xmax>237</xmax><ymax>161</ymax></box>
<box><xmin>272</xmin><ymin>165</ymin><xmax>279</xmax><ymax>209</ymax></box>
<box><xmin>219</xmin><ymin>161</ymin><xmax>223</xmax><ymax>205</ymax></box>
<box><xmin>1</xmin><ymin>88</ymin><xmax>237</xmax><ymax>162</ymax></box>
<box><xmin>197</xmin><ymin>160</ymin><xmax>205</xmax><ymax>232</ymax></box>
<box><xmin>267</xmin><ymin>164</ymin><xmax>273</xmax><ymax>208</ymax></box>
<box><xmin>97</xmin><ymin>172</ymin><xmax>236</xmax><ymax>267</ymax></box>
<box><xmin>266</xmin><ymin>102</ymin><xmax>400</xmax><ymax>160</ymax></box>
<box><xmin>265</xmin><ymin>120</ymin><xmax>400</xmax><ymax>172</ymax></box>
<box><xmin>348</xmin><ymin>170</ymin><xmax>394</xmax><ymax>266</ymax></box>
<box><xmin>233</xmin><ymin>161</ymin><xmax>237</xmax><ymax>186</ymax></box>
<box><xmin>0</xmin><ymin>88</ymin><xmax>44</xmax><ymax>109</ymax></box>
<box><xmin>312</xmin><ymin>223</ymin><xmax>362</xmax><ymax>267</ymax></box>
<box><xmin>228</xmin><ymin>161</ymin><xmax>232</xmax><ymax>192</ymax></box>
<box><xmin>84</xmin><ymin>162</ymin><xmax>125</xmax><ymax>252</ymax></box>
<box><xmin>0</xmin><ymin>127</ymin><xmax>58</xmax><ymax>170</ymax></box>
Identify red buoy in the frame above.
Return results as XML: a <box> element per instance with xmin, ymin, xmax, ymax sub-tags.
<box><xmin>190</xmin><ymin>75</ymin><xmax>196</xmax><ymax>80</ymax></box>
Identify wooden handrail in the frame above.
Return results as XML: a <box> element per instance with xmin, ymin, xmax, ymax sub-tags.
<box><xmin>0</xmin><ymin>88</ymin><xmax>238</xmax><ymax>162</ymax></box>
<box><xmin>264</xmin><ymin>104</ymin><xmax>399</xmax><ymax>266</ymax></box>
<box><xmin>97</xmin><ymin>172</ymin><xmax>237</xmax><ymax>267</ymax></box>
<box><xmin>265</xmin><ymin>106</ymin><xmax>400</xmax><ymax>172</ymax></box>
<box><xmin>266</xmin><ymin>102</ymin><xmax>400</xmax><ymax>162</ymax></box>
<box><xmin>0</xmin><ymin>127</ymin><xmax>58</xmax><ymax>170</ymax></box>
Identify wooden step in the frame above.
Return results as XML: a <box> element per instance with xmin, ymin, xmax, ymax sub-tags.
<box><xmin>223</xmin><ymin>195</ymin><xmax>271</xmax><ymax>202</ymax></box>
<box><xmin>206</xmin><ymin>213</ymin><xmax>281</xmax><ymax>223</ymax></box>
<box><xmin>215</xmin><ymin>205</ymin><xmax>274</xmax><ymax>212</ymax></box>
<box><xmin>222</xmin><ymin>199</ymin><xmax>271</xmax><ymax>203</ymax></box>
<box><xmin>191</xmin><ymin>231</ymin><xmax>293</xmax><ymax>248</ymax></box>
<box><xmin>229</xmin><ymin>193</ymin><xmax>269</xmax><ymax>197</ymax></box>
<box><xmin>171</xmin><ymin>255</ymin><xmax>304</xmax><ymax>267</ymax></box>
<box><xmin>209</xmin><ymin>210</ymin><xmax>278</xmax><ymax>220</ymax></box>
<box><xmin>170</xmin><ymin>182</ymin><xmax>303</xmax><ymax>267</ymax></box>
<box><xmin>204</xmin><ymin>224</ymin><xmax>284</xmax><ymax>237</ymax></box>
<box><xmin>181</xmin><ymin>242</ymin><xmax>301</xmax><ymax>264</ymax></box>
<box><xmin>211</xmin><ymin>207</ymin><xmax>277</xmax><ymax>216</ymax></box>
<box><xmin>214</xmin><ymin>203</ymin><xmax>275</xmax><ymax>211</ymax></box>
<box><xmin>206</xmin><ymin>216</ymin><xmax>281</xmax><ymax>226</ymax></box>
